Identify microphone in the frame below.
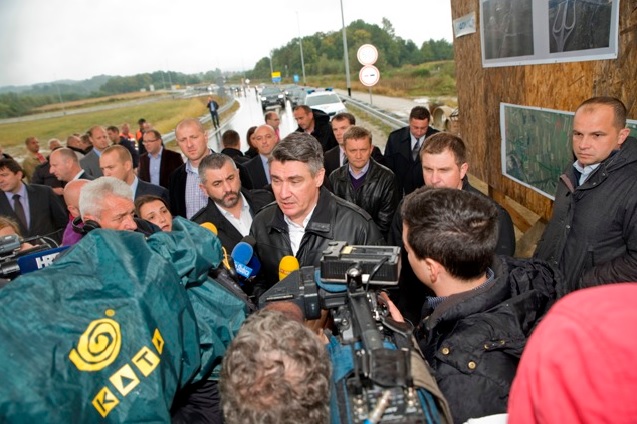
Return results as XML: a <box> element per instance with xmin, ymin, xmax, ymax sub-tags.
<box><xmin>278</xmin><ymin>255</ymin><xmax>300</xmax><ymax>281</ymax></box>
<box><xmin>16</xmin><ymin>245</ymin><xmax>70</xmax><ymax>274</ymax></box>
<box><xmin>231</xmin><ymin>236</ymin><xmax>261</xmax><ymax>279</ymax></box>
<box><xmin>200</xmin><ymin>222</ymin><xmax>218</xmax><ymax>235</ymax></box>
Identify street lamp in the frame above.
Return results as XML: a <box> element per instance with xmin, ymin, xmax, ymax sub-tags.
<box><xmin>296</xmin><ymin>11</ymin><xmax>307</xmax><ymax>85</ymax></box>
<box><xmin>340</xmin><ymin>0</ymin><xmax>352</xmax><ymax>97</ymax></box>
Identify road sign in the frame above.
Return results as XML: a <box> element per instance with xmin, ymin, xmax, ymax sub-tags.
<box><xmin>357</xmin><ymin>44</ymin><xmax>378</xmax><ymax>65</ymax></box>
<box><xmin>359</xmin><ymin>65</ymin><xmax>380</xmax><ymax>87</ymax></box>
<box><xmin>271</xmin><ymin>72</ymin><xmax>281</xmax><ymax>83</ymax></box>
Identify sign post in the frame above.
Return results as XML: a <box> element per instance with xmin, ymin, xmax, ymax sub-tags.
<box><xmin>357</xmin><ymin>44</ymin><xmax>379</xmax><ymax>105</ymax></box>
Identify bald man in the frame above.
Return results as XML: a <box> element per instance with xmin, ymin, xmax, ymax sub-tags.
<box><xmin>61</xmin><ymin>179</ymin><xmax>90</xmax><ymax>246</ymax></box>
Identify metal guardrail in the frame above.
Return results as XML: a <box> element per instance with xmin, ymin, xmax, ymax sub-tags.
<box><xmin>338</xmin><ymin>95</ymin><xmax>407</xmax><ymax>130</ymax></box>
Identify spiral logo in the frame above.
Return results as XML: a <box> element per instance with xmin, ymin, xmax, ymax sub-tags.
<box><xmin>69</xmin><ymin>318</ymin><xmax>122</xmax><ymax>372</ymax></box>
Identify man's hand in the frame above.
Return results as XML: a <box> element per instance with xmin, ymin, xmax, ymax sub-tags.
<box><xmin>378</xmin><ymin>291</ymin><xmax>405</xmax><ymax>323</ymax></box>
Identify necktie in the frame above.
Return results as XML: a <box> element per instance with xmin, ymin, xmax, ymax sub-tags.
<box><xmin>412</xmin><ymin>139</ymin><xmax>421</xmax><ymax>161</ymax></box>
<box><xmin>13</xmin><ymin>194</ymin><xmax>27</xmax><ymax>230</ymax></box>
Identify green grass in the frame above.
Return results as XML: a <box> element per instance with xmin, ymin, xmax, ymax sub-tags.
<box><xmin>0</xmin><ymin>96</ymin><xmax>212</xmax><ymax>156</ymax></box>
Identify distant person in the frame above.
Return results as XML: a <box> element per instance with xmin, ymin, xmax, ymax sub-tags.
<box><xmin>120</xmin><ymin>122</ymin><xmax>136</xmax><ymax>142</ymax></box>
<box><xmin>535</xmin><ymin>96</ymin><xmax>637</xmax><ymax>296</ymax></box>
<box><xmin>324</xmin><ymin>112</ymin><xmax>384</xmax><ymax>179</ymax></box>
<box><xmin>220</xmin><ymin>130</ymin><xmax>247</xmax><ymax>164</ymax></box>
<box><xmin>384</xmin><ymin>106</ymin><xmax>439</xmax><ymax>195</ymax></box>
<box><xmin>207</xmin><ymin>96</ymin><xmax>220</xmax><ymax>129</ymax></box>
<box><xmin>61</xmin><ymin>179</ymin><xmax>90</xmax><ymax>246</ymax></box>
<box><xmin>264</xmin><ymin>111</ymin><xmax>281</xmax><ymax>141</ymax></box>
<box><xmin>79</xmin><ymin>133</ymin><xmax>93</xmax><ymax>153</ymax></box>
<box><xmin>244</xmin><ymin>126</ymin><xmax>258</xmax><ymax>158</ymax></box>
<box><xmin>135</xmin><ymin>195</ymin><xmax>173</xmax><ymax>232</ymax></box>
<box><xmin>329</xmin><ymin>126</ymin><xmax>399</xmax><ymax>238</ymax></box>
<box><xmin>0</xmin><ymin>158</ymin><xmax>67</xmax><ymax>243</ymax></box>
<box><xmin>293</xmin><ymin>105</ymin><xmax>337</xmax><ymax>152</ymax></box>
<box><xmin>508</xmin><ymin>284</ymin><xmax>637</xmax><ymax>423</ymax></box>
<box><xmin>138</xmin><ymin>129</ymin><xmax>184</xmax><ymax>189</ymax></box>
<box><xmin>100</xmin><ymin>145</ymin><xmax>169</xmax><ymax>202</ymax></box>
<box><xmin>191</xmin><ymin>153</ymin><xmax>273</xmax><ymax>252</ymax></box>
<box><xmin>106</xmin><ymin>125</ymin><xmax>140</xmax><ymax>169</ymax></box>
<box><xmin>241</xmin><ymin>125</ymin><xmax>278</xmax><ymax>190</ymax></box>
<box><xmin>20</xmin><ymin>136</ymin><xmax>46</xmax><ymax>182</ymax></box>
<box><xmin>65</xmin><ymin>135</ymin><xmax>86</xmax><ymax>160</ymax></box>
<box><xmin>49</xmin><ymin>148</ymin><xmax>93</xmax><ymax>182</ymax></box>
<box><xmin>80</xmin><ymin>126</ymin><xmax>111</xmax><ymax>178</ymax></box>
<box><xmin>136</xmin><ymin>118</ymin><xmax>149</xmax><ymax>155</ymax></box>
<box><xmin>169</xmin><ymin>118</ymin><xmax>214</xmax><ymax>218</ymax></box>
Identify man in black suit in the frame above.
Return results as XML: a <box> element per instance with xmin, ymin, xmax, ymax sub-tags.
<box><xmin>241</xmin><ymin>125</ymin><xmax>278</xmax><ymax>190</ymax></box>
<box><xmin>138</xmin><ymin>129</ymin><xmax>184</xmax><ymax>189</ymax></box>
<box><xmin>191</xmin><ymin>153</ymin><xmax>273</xmax><ymax>252</ymax></box>
<box><xmin>49</xmin><ymin>148</ymin><xmax>94</xmax><ymax>182</ymax></box>
<box><xmin>220</xmin><ymin>130</ymin><xmax>248</xmax><ymax>164</ymax></box>
<box><xmin>293</xmin><ymin>105</ymin><xmax>337</xmax><ymax>152</ymax></box>
<box><xmin>100</xmin><ymin>145</ymin><xmax>169</xmax><ymax>204</ymax></box>
<box><xmin>0</xmin><ymin>158</ymin><xmax>67</xmax><ymax>243</ymax></box>
<box><xmin>384</xmin><ymin>106</ymin><xmax>438</xmax><ymax>196</ymax></box>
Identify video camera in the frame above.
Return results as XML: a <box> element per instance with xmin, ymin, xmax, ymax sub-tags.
<box><xmin>259</xmin><ymin>242</ymin><xmax>437</xmax><ymax>423</ymax></box>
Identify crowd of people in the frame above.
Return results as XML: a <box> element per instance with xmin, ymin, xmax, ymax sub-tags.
<box><xmin>2</xmin><ymin>96</ymin><xmax>637</xmax><ymax>423</ymax></box>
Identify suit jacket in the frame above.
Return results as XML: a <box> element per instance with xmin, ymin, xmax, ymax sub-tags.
<box><xmin>139</xmin><ymin>148</ymin><xmax>184</xmax><ymax>189</ymax></box>
<box><xmin>135</xmin><ymin>179</ymin><xmax>170</xmax><ymax>204</ymax></box>
<box><xmin>384</xmin><ymin>126</ymin><xmax>438</xmax><ymax>195</ymax></box>
<box><xmin>241</xmin><ymin>155</ymin><xmax>269</xmax><ymax>190</ymax></box>
<box><xmin>79</xmin><ymin>150</ymin><xmax>103</xmax><ymax>179</ymax></box>
<box><xmin>191</xmin><ymin>188</ymin><xmax>274</xmax><ymax>251</ymax></box>
<box><xmin>168</xmin><ymin>164</ymin><xmax>188</xmax><ymax>218</ymax></box>
<box><xmin>0</xmin><ymin>183</ymin><xmax>68</xmax><ymax>243</ymax></box>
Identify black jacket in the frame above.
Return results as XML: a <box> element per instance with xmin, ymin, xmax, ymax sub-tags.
<box><xmin>416</xmin><ymin>255</ymin><xmax>559</xmax><ymax>423</ymax></box>
<box><xmin>389</xmin><ymin>180</ymin><xmax>517</xmax><ymax>324</ymax></box>
<box><xmin>295</xmin><ymin>109</ymin><xmax>338</xmax><ymax>152</ymax></box>
<box><xmin>384</xmin><ymin>125</ymin><xmax>438</xmax><ymax>195</ymax></box>
<box><xmin>241</xmin><ymin>155</ymin><xmax>269</xmax><ymax>190</ymax></box>
<box><xmin>329</xmin><ymin>158</ymin><xmax>399</xmax><ymax>237</ymax></box>
<box><xmin>250</xmin><ymin>187</ymin><xmax>384</xmax><ymax>297</ymax></box>
<box><xmin>191</xmin><ymin>188</ymin><xmax>274</xmax><ymax>251</ymax></box>
<box><xmin>535</xmin><ymin>136</ymin><xmax>637</xmax><ymax>296</ymax></box>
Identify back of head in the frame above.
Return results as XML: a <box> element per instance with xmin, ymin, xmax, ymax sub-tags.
<box><xmin>221</xmin><ymin>130</ymin><xmax>241</xmax><ymax>149</ymax></box>
<box><xmin>79</xmin><ymin>176</ymin><xmax>133</xmax><ymax>220</ymax></box>
<box><xmin>271</xmin><ymin>133</ymin><xmax>324</xmax><ymax>176</ymax></box>
<box><xmin>220</xmin><ymin>309</ymin><xmax>331</xmax><ymax>424</ymax></box>
<box><xmin>63</xmin><ymin>179</ymin><xmax>90</xmax><ymax>215</ymax></box>
<box><xmin>402</xmin><ymin>187</ymin><xmax>498</xmax><ymax>280</ymax></box>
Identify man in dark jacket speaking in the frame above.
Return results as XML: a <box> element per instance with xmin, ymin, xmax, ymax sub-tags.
<box><xmin>535</xmin><ymin>96</ymin><xmax>637</xmax><ymax>296</ymax></box>
<box><xmin>250</xmin><ymin>132</ymin><xmax>383</xmax><ymax>298</ymax></box>
<box><xmin>399</xmin><ymin>187</ymin><xmax>558</xmax><ymax>423</ymax></box>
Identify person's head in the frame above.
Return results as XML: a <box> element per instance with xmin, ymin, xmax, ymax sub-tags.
<box><xmin>264</xmin><ymin>111</ymin><xmax>281</xmax><ymax>130</ymax></box>
<box><xmin>253</xmin><ymin>125</ymin><xmax>278</xmax><ymax>156</ymax></box>
<box><xmin>79</xmin><ymin>177</ymin><xmax>137</xmax><ymax>231</ymax></box>
<box><xmin>199</xmin><ymin>153</ymin><xmax>241</xmax><ymax>209</ymax></box>
<box><xmin>106</xmin><ymin>125</ymin><xmax>120</xmax><ymax>143</ymax></box>
<box><xmin>421</xmin><ymin>132</ymin><xmax>469</xmax><ymax>189</ymax></box>
<box><xmin>573</xmin><ymin>96</ymin><xmax>630</xmax><ymax>166</ymax></box>
<box><xmin>402</xmin><ymin>187</ymin><xmax>498</xmax><ymax>287</ymax></box>
<box><xmin>63</xmin><ymin>179</ymin><xmax>90</xmax><ymax>218</ymax></box>
<box><xmin>100</xmin><ymin>145</ymin><xmax>134</xmax><ymax>184</ymax></box>
<box><xmin>121</xmin><ymin>123</ymin><xmax>131</xmax><ymax>134</ymax></box>
<box><xmin>48</xmin><ymin>138</ymin><xmax>62</xmax><ymax>151</ymax></box>
<box><xmin>137</xmin><ymin>118</ymin><xmax>146</xmax><ymax>130</ymax></box>
<box><xmin>221</xmin><ymin>129</ymin><xmax>241</xmax><ymax>149</ymax></box>
<box><xmin>246</xmin><ymin>126</ymin><xmax>258</xmax><ymax>150</ymax></box>
<box><xmin>49</xmin><ymin>148</ymin><xmax>82</xmax><ymax>182</ymax></box>
<box><xmin>409</xmin><ymin>106</ymin><xmax>432</xmax><ymax>140</ymax></box>
<box><xmin>331</xmin><ymin>112</ymin><xmax>356</xmax><ymax>146</ymax></box>
<box><xmin>66</xmin><ymin>134</ymin><xmax>82</xmax><ymax>150</ymax></box>
<box><xmin>0</xmin><ymin>158</ymin><xmax>24</xmax><ymax>194</ymax></box>
<box><xmin>24</xmin><ymin>136</ymin><xmax>40</xmax><ymax>154</ymax></box>
<box><xmin>80</xmin><ymin>133</ymin><xmax>93</xmax><ymax>151</ymax></box>
<box><xmin>135</xmin><ymin>195</ymin><xmax>172</xmax><ymax>232</ymax></box>
<box><xmin>88</xmin><ymin>126</ymin><xmax>111</xmax><ymax>151</ymax></box>
<box><xmin>142</xmin><ymin>129</ymin><xmax>164</xmax><ymax>156</ymax></box>
<box><xmin>293</xmin><ymin>105</ymin><xmax>315</xmax><ymax>132</ymax></box>
<box><xmin>175</xmin><ymin>118</ymin><xmax>209</xmax><ymax>166</ymax></box>
<box><xmin>0</xmin><ymin>216</ymin><xmax>22</xmax><ymax>238</ymax></box>
<box><xmin>269</xmin><ymin>133</ymin><xmax>325</xmax><ymax>224</ymax></box>
<box><xmin>342</xmin><ymin>126</ymin><xmax>373</xmax><ymax>173</ymax></box>
<box><xmin>220</xmin><ymin>309</ymin><xmax>331</xmax><ymax>424</ymax></box>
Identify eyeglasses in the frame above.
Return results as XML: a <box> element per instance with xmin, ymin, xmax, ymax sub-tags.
<box><xmin>142</xmin><ymin>138</ymin><xmax>160</xmax><ymax>144</ymax></box>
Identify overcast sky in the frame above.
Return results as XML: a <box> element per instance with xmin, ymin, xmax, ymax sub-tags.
<box><xmin>0</xmin><ymin>0</ymin><xmax>453</xmax><ymax>88</ymax></box>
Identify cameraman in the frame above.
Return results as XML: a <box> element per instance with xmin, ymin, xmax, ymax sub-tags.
<box><xmin>397</xmin><ymin>187</ymin><xmax>558</xmax><ymax>422</ymax></box>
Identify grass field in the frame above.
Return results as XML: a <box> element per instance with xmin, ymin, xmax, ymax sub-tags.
<box><xmin>0</xmin><ymin>95</ymin><xmax>211</xmax><ymax>157</ymax></box>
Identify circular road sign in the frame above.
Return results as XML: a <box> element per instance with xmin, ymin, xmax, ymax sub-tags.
<box><xmin>357</xmin><ymin>44</ymin><xmax>378</xmax><ymax>65</ymax></box>
<box><xmin>359</xmin><ymin>65</ymin><xmax>380</xmax><ymax>87</ymax></box>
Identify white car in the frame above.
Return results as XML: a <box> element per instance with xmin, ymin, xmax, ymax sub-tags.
<box><xmin>304</xmin><ymin>90</ymin><xmax>346</xmax><ymax>117</ymax></box>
